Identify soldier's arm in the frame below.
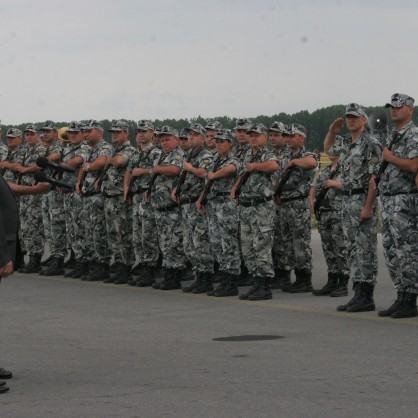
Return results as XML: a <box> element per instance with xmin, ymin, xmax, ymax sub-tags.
<box><xmin>62</xmin><ymin>156</ymin><xmax>84</xmax><ymax>169</ymax></box>
<box><xmin>360</xmin><ymin>174</ymin><xmax>377</xmax><ymax>221</ymax></box>
<box><xmin>382</xmin><ymin>149</ymin><xmax>418</xmax><ymax>173</ymax></box>
<box><xmin>207</xmin><ymin>164</ymin><xmax>236</xmax><ymax>181</ymax></box>
<box><xmin>309</xmin><ymin>186</ymin><xmax>316</xmax><ymax>214</ymax></box>
<box><xmin>47</xmin><ymin>152</ymin><xmax>61</xmax><ymax>163</ymax></box>
<box><xmin>153</xmin><ymin>165</ymin><xmax>181</xmax><ymax>177</ymax></box>
<box><xmin>124</xmin><ymin>171</ymin><xmax>132</xmax><ymax>196</ymax></box>
<box><xmin>84</xmin><ymin>155</ymin><xmax>108</xmax><ymax>172</ymax></box>
<box><xmin>246</xmin><ymin>160</ymin><xmax>279</xmax><ymax>173</ymax></box>
<box><xmin>287</xmin><ymin>156</ymin><xmax>317</xmax><ymax>170</ymax></box>
<box><xmin>324</xmin><ymin>118</ymin><xmax>344</xmax><ymax>153</ymax></box>
<box><xmin>183</xmin><ymin>161</ymin><xmax>207</xmax><ymax>178</ymax></box>
<box><xmin>16</xmin><ymin>163</ymin><xmax>41</xmax><ymax>174</ymax></box>
<box><xmin>107</xmin><ymin>155</ymin><xmax>128</xmax><ymax>167</ymax></box>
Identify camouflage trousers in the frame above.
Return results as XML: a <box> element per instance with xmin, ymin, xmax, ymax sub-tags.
<box><xmin>279</xmin><ymin>199</ymin><xmax>313</xmax><ymax>271</ymax></box>
<box><xmin>104</xmin><ymin>195</ymin><xmax>133</xmax><ymax>267</ymax></box>
<box><xmin>207</xmin><ymin>196</ymin><xmax>240</xmax><ymax>275</ymax></box>
<box><xmin>381</xmin><ymin>194</ymin><xmax>418</xmax><ymax>294</ymax></box>
<box><xmin>154</xmin><ymin>205</ymin><xmax>186</xmax><ymax>270</ymax></box>
<box><xmin>181</xmin><ymin>202</ymin><xmax>213</xmax><ymax>274</ymax></box>
<box><xmin>239</xmin><ymin>200</ymin><xmax>275</xmax><ymax>279</ymax></box>
<box><xmin>132</xmin><ymin>193</ymin><xmax>159</xmax><ymax>267</ymax></box>
<box><xmin>341</xmin><ymin>195</ymin><xmax>378</xmax><ymax>284</ymax></box>
<box><xmin>81</xmin><ymin>194</ymin><xmax>109</xmax><ymax>264</ymax></box>
<box><xmin>64</xmin><ymin>192</ymin><xmax>84</xmax><ymax>260</ymax></box>
<box><xmin>273</xmin><ymin>208</ymin><xmax>289</xmax><ymax>270</ymax></box>
<box><xmin>41</xmin><ymin>191</ymin><xmax>66</xmax><ymax>258</ymax></box>
<box><xmin>20</xmin><ymin>193</ymin><xmax>44</xmax><ymax>256</ymax></box>
<box><xmin>317</xmin><ymin>210</ymin><xmax>349</xmax><ymax>275</ymax></box>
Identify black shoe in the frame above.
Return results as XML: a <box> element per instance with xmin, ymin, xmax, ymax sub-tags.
<box><xmin>239</xmin><ymin>278</ymin><xmax>259</xmax><ymax>300</ymax></box>
<box><xmin>378</xmin><ymin>291</ymin><xmax>405</xmax><ymax>317</ymax></box>
<box><xmin>288</xmin><ymin>269</ymin><xmax>313</xmax><ymax>293</ymax></box>
<box><xmin>192</xmin><ymin>272</ymin><xmax>214</xmax><ymax>294</ymax></box>
<box><xmin>41</xmin><ymin>255</ymin><xmax>52</xmax><ymax>267</ymax></box>
<box><xmin>214</xmin><ymin>273</ymin><xmax>238</xmax><ymax>297</ymax></box>
<box><xmin>346</xmin><ymin>282</ymin><xmax>375</xmax><ymax>312</ymax></box>
<box><xmin>87</xmin><ymin>263</ymin><xmax>110</xmax><ymax>281</ymax></box>
<box><xmin>131</xmin><ymin>263</ymin><xmax>142</xmax><ymax>276</ymax></box>
<box><xmin>80</xmin><ymin>262</ymin><xmax>90</xmax><ymax>281</ymax></box>
<box><xmin>136</xmin><ymin>266</ymin><xmax>156</xmax><ymax>287</ymax></box>
<box><xmin>330</xmin><ymin>274</ymin><xmax>350</xmax><ymax>297</ymax></box>
<box><xmin>21</xmin><ymin>254</ymin><xmax>42</xmax><ymax>274</ymax></box>
<box><xmin>0</xmin><ymin>385</ymin><xmax>9</xmax><ymax>394</ymax></box>
<box><xmin>337</xmin><ymin>282</ymin><xmax>361</xmax><ymax>311</ymax></box>
<box><xmin>182</xmin><ymin>274</ymin><xmax>199</xmax><ymax>293</ymax></box>
<box><xmin>64</xmin><ymin>250</ymin><xmax>76</xmax><ymax>269</ymax></box>
<box><xmin>312</xmin><ymin>272</ymin><xmax>339</xmax><ymax>296</ymax></box>
<box><xmin>390</xmin><ymin>293</ymin><xmax>417</xmax><ymax>319</ymax></box>
<box><xmin>40</xmin><ymin>257</ymin><xmax>65</xmax><ymax>276</ymax></box>
<box><xmin>114</xmin><ymin>264</ymin><xmax>132</xmax><ymax>284</ymax></box>
<box><xmin>0</xmin><ymin>368</ymin><xmax>12</xmax><ymax>379</ymax></box>
<box><xmin>248</xmin><ymin>278</ymin><xmax>272</xmax><ymax>300</ymax></box>
<box><xmin>159</xmin><ymin>269</ymin><xmax>181</xmax><ymax>290</ymax></box>
<box><xmin>236</xmin><ymin>262</ymin><xmax>252</xmax><ymax>286</ymax></box>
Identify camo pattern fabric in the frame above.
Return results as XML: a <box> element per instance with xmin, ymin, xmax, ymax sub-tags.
<box><xmin>231</xmin><ymin>143</ymin><xmax>251</xmax><ymax>162</ymax></box>
<box><xmin>2</xmin><ymin>145</ymin><xmax>26</xmax><ymax>183</ymax></box>
<box><xmin>61</xmin><ymin>143</ymin><xmax>91</xmax><ymax>185</ymax></box>
<box><xmin>19</xmin><ymin>143</ymin><xmax>46</xmax><ymax>186</ymax></box>
<box><xmin>64</xmin><ymin>192</ymin><xmax>84</xmax><ymax>260</ymax></box>
<box><xmin>20</xmin><ymin>193</ymin><xmax>44</xmax><ymax>256</ymax></box>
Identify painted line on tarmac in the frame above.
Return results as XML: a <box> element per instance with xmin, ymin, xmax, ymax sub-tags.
<box><xmin>32</xmin><ymin>274</ymin><xmax>418</xmax><ymax>327</ymax></box>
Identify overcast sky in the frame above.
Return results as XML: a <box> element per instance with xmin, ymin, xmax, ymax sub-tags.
<box><xmin>1</xmin><ymin>0</ymin><xmax>417</xmax><ymax>125</ymax></box>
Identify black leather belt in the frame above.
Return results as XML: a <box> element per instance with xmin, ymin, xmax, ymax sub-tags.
<box><xmin>342</xmin><ymin>188</ymin><xmax>367</xmax><ymax>196</ymax></box>
<box><xmin>102</xmin><ymin>193</ymin><xmax>123</xmax><ymax>198</ymax></box>
<box><xmin>280</xmin><ymin>194</ymin><xmax>308</xmax><ymax>203</ymax></box>
<box><xmin>382</xmin><ymin>190</ymin><xmax>418</xmax><ymax>197</ymax></box>
<box><xmin>239</xmin><ymin>197</ymin><xmax>272</xmax><ymax>207</ymax></box>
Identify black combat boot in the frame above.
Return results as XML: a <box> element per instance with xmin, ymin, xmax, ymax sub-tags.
<box><xmin>239</xmin><ymin>277</ymin><xmax>259</xmax><ymax>300</ymax></box>
<box><xmin>193</xmin><ymin>272</ymin><xmax>214</xmax><ymax>294</ymax></box>
<box><xmin>346</xmin><ymin>282</ymin><xmax>375</xmax><ymax>312</ymax></box>
<box><xmin>330</xmin><ymin>273</ymin><xmax>349</xmax><ymax>297</ymax></box>
<box><xmin>40</xmin><ymin>257</ymin><xmax>65</xmax><ymax>276</ymax></box>
<box><xmin>80</xmin><ymin>262</ymin><xmax>90</xmax><ymax>280</ymax></box>
<box><xmin>41</xmin><ymin>255</ymin><xmax>53</xmax><ymax>267</ymax></box>
<box><xmin>337</xmin><ymin>282</ymin><xmax>361</xmax><ymax>311</ymax></box>
<box><xmin>236</xmin><ymin>262</ymin><xmax>252</xmax><ymax>286</ymax></box>
<box><xmin>390</xmin><ymin>293</ymin><xmax>417</xmax><ymax>319</ymax></box>
<box><xmin>87</xmin><ymin>263</ymin><xmax>109</xmax><ymax>281</ymax></box>
<box><xmin>131</xmin><ymin>263</ymin><xmax>142</xmax><ymax>277</ymax></box>
<box><xmin>279</xmin><ymin>269</ymin><xmax>292</xmax><ymax>292</ymax></box>
<box><xmin>104</xmin><ymin>263</ymin><xmax>121</xmax><ymax>283</ymax></box>
<box><xmin>114</xmin><ymin>264</ymin><xmax>132</xmax><ymax>284</ymax></box>
<box><xmin>21</xmin><ymin>254</ymin><xmax>42</xmax><ymax>274</ymax></box>
<box><xmin>64</xmin><ymin>250</ymin><xmax>76</xmax><ymax>269</ymax></box>
<box><xmin>271</xmin><ymin>269</ymin><xmax>282</xmax><ymax>290</ymax></box>
<box><xmin>182</xmin><ymin>272</ymin><xmax>199</xmax><ymax>293</ymax></box>
<box><xmin>214</xmin><ymin>273</ymin><xmax>239</xmax><ymax>297</ymax></box>
<box><xmin>288</xmin><ymin>269</ymin><xmax>313</xmax><ymax>293</ymax></box>
<box><xmin>248</xmin><ymin>277</ymin><xmax>273</xmax><ymax>301</ymax></box>
<box><xmin>378</xmin><ymin>291</ymin><xmax>405</xmax><ymax>317</ymax></box>
<box><xmin>136</xmin><ymin>265</ymin><xmax>156</xmax><ymax>287</ymax></box>
<box><xmin>159</xmin><ymin>268</ymin><xmax>182</xmax><ymax>290</ymax></box>
<box><xmin>312</xmin><ymin>272</ymin><xmax>339</xmax><ymax>296</ymax></box>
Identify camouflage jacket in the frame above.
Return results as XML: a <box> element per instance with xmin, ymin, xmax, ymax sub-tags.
<box><xmin>238</xmin><ymin>146</ymin><xmax>279</xmax><ymax>201</ymax></box>
<box><xmin>271</xmin><ymin>146</ymin><xmax>291</xmax><ymax>184</ymax></box>
<box><xmin>20</xmin><ymin>143</ymin><xmax>47</xmax><ymax>186</ymax></box>
<box><xmin>2</xmin><ymin>145</ymin><xmax>26</xmax><ymax>183</ymax></box>
<box><xmin>232</xmin><ymin>143</ymin><xmax>251</xmax><ymax>162</ymax></box>
<box><xmin>177</xmin><ymin>146</ymin><xmax>213</xmax><ymax>201</ymax></box>
<box><xmin>81</xmin><ymin>140</ymin><xmax>113</xmax><ymax>193</ymax></box>
<box><xmin>206</xmin><ymin>153</ymin><xmax>239</xmax><ymax>196</ymax></box>
<box><xmin>277</xmin><ymin>147</ymin><xmax>315</xmax><ymax>200</ymax></box>
<box><xmin>61</xmin><ymin>142</ymin><xmax>91</xmax><ymax>186</ymax></box>
<box><xmin>339</xmin><ymin>132</ymin><xmax>382</xmax><ymax>191</ymax></box>
<box><xmin>127</xmin><ymin>143</ymin><xmax>162</xmax><ymax>192</ymax></box>
<box><xmin>101</xmin><ymin>142</ymin><xmax>137</xmax><ymax>196</ymax></box>
<box><xmin>0</xmin><ymin>142</ymin><xmax>8</xmax><ymax>162</ymax></box>
<box><xmin>378</xmin><ymin>121</ymin><xmax>418</xmax><ymax>195</ymax></box>
<box><xmin>313</xmin><ymin>163</ymin><xmax>343</xmax><ymax>211</ymax></box>
<box><xmin>151</xmin><ymin>147</ymin><xmax>184</xmax><ymax>210</ymax></box>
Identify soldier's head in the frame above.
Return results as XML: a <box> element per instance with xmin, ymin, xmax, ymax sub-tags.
<box><xmin>157</xmin><ymin>126</ymin><xmax>179</xmax><ymax>153</ymax></box>
<box><xmin>205</xmin><ymin>120</ymin><xmax>222</xmax><ymax>150</ymax></box>
<box><xmin>345</xmin><ymin>103</ymin><xmax>367</xmax><ymax>134</ymax></box>
<box><xmin>286</xmin><ymin>124</ymin><xmax>307</xmax><ymax>151</ymax></box>
<box><xmin>327</xmin><ymin>134</ymin><xmax>343</xmax><ymax>162</ymax></box>
<box><xmin>187</xmin><ymin>123</ymin><xmax>206</xmax><ymax>148</ymax></box>
<box><xmin>40</xmin><ymin>120</ymin><xmax>58</xmax><ymax>145</ymax></box>
<box><xmin>23</xmin><ymin>124</ymin><xmax>40</xmax><ymax>147</ymax></box>
<box><xmin>67</xmin><ymin>121</ymin><xmax>84</xmax><ymax>145</ymax></box>
<box><xmin>234</xmin><ymin>118</ymin><xmax>252</xmax><ymax>146</ymax></box>
<box><xmin>109</xmin><ymin>120</ymin><xmax>129</xmax><ymax>146</ymax></box>
<box><xmin>179</xmin><ymin>128</ymin><xmax>191</xmax><ymax>151</ymax></box>
<box><xmin>6</xmin><ymin>127</ymin><xmax>23</xmax><ymax>150</ymax></box>
<box><xmin>246</xmin><ymin>123</ymin><xmax>268</xmax><ymax>149</ymax></box>
<box><xmin>214</xmin><ymin>128</ymin><xmax>234</xmax><ymax>156</ymax></box>
<box><xmin>385</xmin><ymin>93</ymin><xmax>415</xmax><ymax>127</ymax></box>
<box><xmin>136</xmin><ymin>120</ymin><xmax>154</xmax><ymax>147</ymax></box>
<box><xmin>83</xmin><ymin>119</ymin><xmax>104</xmax><ymax>145</ymax></box>
<box><xmin>268</xmin><ymin>121</ymin><xmax>287</xmax><ymax>149</ymax></box>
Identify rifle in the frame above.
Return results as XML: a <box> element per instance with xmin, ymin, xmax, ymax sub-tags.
<box><xmin>174</xmin><ymin>145</ymin><xmax>203</xmax><ymax>200</ymax></box>
<box><xmin>200</xmin><ymin>154</ymin><xmax>223</xmax><ymax>205</ymax></box>
<box><xmin>313</xmin><ymin>163</ymin><xmax>340</xmax><ymax>220</ymax></box>
<box><xmin>145</xmin><ymin>151</ymin><xmax>167</xmax><ymax>200</ymax></box>
<box><xmin>234</xmin><ymin>147</ymin><xmax>263</xmax><ymax>198</ymax></box>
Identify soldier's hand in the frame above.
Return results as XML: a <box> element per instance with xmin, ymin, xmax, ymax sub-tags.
<box><xmin>328</xmin><ymin>118</ymin><xmax>344</xmax><ymax>135</ymax></box>
<box><xmin>31</xmin><ymin>182</ymin><xmax>51</xmax><ymax>195</ymax></box>
<box><xmin>382</xmin><ymin>147</ymin><xmax>395</xmax><ymax>163</ymax></box>
<box><xmin>369</xmin><ymin>176</ymin><xmax>377</xmax><ymax>191</ymax></box>
<box><xmin>196</xmin><ymin>197</ymin><xmax>205</xmax><ymax>212</ymax></box>
<box><xmin>245</xmin><ymin>163</ymin><xmax>256</xmax><ymax>172</ymax></box>
<box><xmin>0</xmin><ymin>261</ymin><xmax>13</xmax><ymax>277</ymax></box>
<box><xmin>360</xmin><ymin>206</ymin><xmax>373</xmax><ymax>221</ymax></box>
<box><xmin>207</xmin><ymin>172</ymin><xmax>216</xmax><ymax>181</ymax></box>
<box><xmin>183</xmin><ymin>161</ymin><xmax>193</xmax><ymax>172</ymax></box>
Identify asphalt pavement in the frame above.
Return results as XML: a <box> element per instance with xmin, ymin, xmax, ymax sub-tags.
<box><xmin>1</xmin><ymin>231</ymin><xmax>417</xmax><ymax>418</ymax></box>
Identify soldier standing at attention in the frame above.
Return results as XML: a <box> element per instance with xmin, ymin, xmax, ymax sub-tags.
<box><xmin>376</xmin><ymin>93</ymin><xmax>418</xmax><ymax>318</ymax></box>
<box><xmin>232</xmin><ymin>118</ymin><xmax>252</xmax><ymax>161</ymax></box>
<box><xmin>149</xmin><ymin>126</ymin><xmax>186</xmax><ymax>290</ymax></box>
<box><xmin>100</xmin><ymin>120</ymin><xmax>136</xmax><ymax>284</ymax></box>
<box><xmin>205</xmin><ymin>120</ymin><xmax>222</xmax><ymax>155</ymax></box>
<box><xmin>324</xmin><ymin>104</ymin><xmax>382</xmax><ymax>313</ymax></box>
<box><xmin>232</xmin><ymin>123</ymin><xmax>279</xmax><ymax>301</ymax></box>
<box><xmin>179</xmin><ymin>128</ymin><xmax>192</xmax><ymax>152</ymax></box>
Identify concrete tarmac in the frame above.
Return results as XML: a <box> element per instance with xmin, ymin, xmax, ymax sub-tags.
<box><xmin>1</xmin><ymin>232</ymin><xmax>417</xmax><ymax>418</ymax></box>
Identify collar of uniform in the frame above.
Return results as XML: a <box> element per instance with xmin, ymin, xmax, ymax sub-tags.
<box><xmin>395</xmin><ymin>120</ymin><xmax>414</xmax><ymax>136</ymax></box>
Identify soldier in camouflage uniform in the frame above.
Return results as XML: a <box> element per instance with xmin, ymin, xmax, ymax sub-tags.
<box><xmin>100</xmin><ymin>120</ymin><xmax>136</xmax><ymax>284</ymax></box>
<box><xmin>232</xmin><ymin>118</ymin><xmax>252</xmax><ymax>161</ymax></box>
<box><xmin>268</xmin><ymin>121</ymin><xmax>291</xmax><ymax>289</ymax></box>
<box><xmin>310</xmin><ymin>136</ymin><xmax>349</xmax><ymax>297</ymax></box>
<box><xmin>124</xmin><ymin>120</ymin><xmax>162</xmax><ymax>286</ymax></box>
<box><xmin>205</xmin><ymin>120</ymin><xmax>222</xmax><ymax>155</ymax></box>
<box><xmin>149</xmin><ymin>126</ymin><xmax>186</xmax><ymax>290</ymax></box>
<box><xmin>172</xmin><ymin>123</ymin><xmax>214</xmax><ymax>294</ymax></box>
<box><xmin>0</xmin><ymin>127</ymin><xmax>9</xmax><ymax>171</ymax></box>
<box><xmin>275</xmin><ymin>124</ymin><xmax>317</xmax><ymax>293</ymax></box>
<box><xmin>197</xmin><ymin>128</ymin><xmax>241</xmax><ymax>296</ymax></box>
<box><xmin>78</xmin><ymin>120</ymin><xmax>113</xmax><ymax>280</ymax></box>
<box><xmin>179</xmin><ymin>128</ymin><xmax>192</xmax><ymax>152</ymax></box>
<box><xmin>324</xmin><ymin>103</ymin><xmax>382</xmax><ymax>312</ymax></box>
<box><xmin>38</xmin><ymin>121</ymin><xmax>67</xmax><ymax>276</ymax></box>
<box><xmin>377</xmin><ymin>93</ymin><xmax>418</xmax><ymax>318</ymax></box>
<box><xmin>60</xmin><ymin>122</ymin><xmax>90</xmax><ymax>278</ymax></box>
<box><xmin>14</xmin><ymin>125</ymin><xmax>46</xmax><ymax>273</ymax></box>
<box><xmin>232</xmin><ymin>123</ymin><xmax>279</xmax><ymax>301</ymax></box>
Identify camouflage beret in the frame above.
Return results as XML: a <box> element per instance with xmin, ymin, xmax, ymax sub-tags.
<box><xmin>6</xmin><ymin>127</ymin><xmax>22</xmax><ymax>138</ymax></box>
<box><xmin>109</xmin><ymin>120</ymin><xmax>129</xmax><ymax>132</ymax></box>
<box><xmin>235</xmin><ymin>118</ymin><xmax>252</xmax><ymax>130</ymax></box>
<box><xmin>187</xmin><ymin>123</ymin><xmax>207</xmax><ymax>136</ymax></box>
<box><xmin>345</xmin><ymin>103</ymin><xmax>367</xmax><ymax>118</ymax></box>
<box><xmin>157</xmin><ymin>125</ymin><xmax>179</xmax><ymax>137</ymax></box>
<box><xmin>288</xmin><ymin>123</ymin><xmax>307</xmax><ymax>137</ymax></box>
<box><xmin>385</xmin><ymin>93</ymin><xmax>415</xmax><ymax>109</ymax></box>
<box><xmin>41</xmin><ymin>120</ymin><xmax>58</xmax><ymax>131</ymax></box>
<box><xmin>214</xmin><ymin>128</ymin><xmax>234</xmax><ymax>142</ymax></box>
<box><xmin>24</xmin><ymin>124</ymin><xmax>37</xmax><ymax>133</ymax></box>
<box><xmin>179</xmin><ymin>128</ymin><xmax>188</xmax><ymax>139</ymax></box>
<box><xmin>84</xmin><ymin>119</ymin><xmax>104</xmax><ymax>132</ymax></box>
<box><xmin>205</xmin><ymin>120</ymin><xmax>223</xmax><ymax>131</ymax></box>
<box><xmin>67</xmin><ymin>121</ymin><xmax>83</xmax><ymax>133</ymax></box>
<box><xmin>136</xmin><ymin>119</ymin><xmax>154</xmax><ymax>131</ymax></box>
<box><xmin>268</xmin><ymin>121</ymin><xmax>287</xmax><ymax>134</ymax></box>
<box><xmin>246</xmin><ymin>123</ymin><xmax>267</xmax><ymax>135</ymax></box>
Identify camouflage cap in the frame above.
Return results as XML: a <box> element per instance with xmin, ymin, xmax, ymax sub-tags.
<box><xmin>345</xmin><ymin>103</ymin><xmax>367</xmax><ymax>118</ymax></box>
<box><xmin>205</xmin><ymin>120</ymin><xmax>223</xmax><ymax>131</ymax></box>
<box><xmin>83</xmin><ymin>119</ymin><xmax>104</xmax><ymax>131</ymax></box>
<box><xmin>246</xmin><ymin>123</ymin><xmax>268</xmax><ymax>134</ymax></box>
<box><xmin>235</xmin><ymin>117</ymin><xmax>252</xmax><ymax>130</ymax></box>
<box><xmin>136</xmin><ymin>119</ymin><xmax>154</xmax><ymax>131</ymax></box>
<box><xmin>214</xmin><ymin>128</ymin><xmax>234</xmax><ymax>142</ymax></box>
<box><xmin>268</xmin><ymin>121</ymin><xmax>287</xmax><ymax>134</ymax></box>
<box><xmin>157</xmin><ymin>125</ymin><xmax>179</xmax><ymax>137</ymax></box>
<box><xmin>109</xmin><ymin>120</ymin><xmax>129</xmax><ymax>132</ymax></box>
<box><xmin>67</xmin><ymin>121</ymin><xmax>83</xmax><ymax>132</ymax></box>
<box><xmin>41</xmin><ymin>120</ymin><xmax>58</xmax><ymax>131</ymax></box>
<box><xmin>179</xmin><ymin>128</ymin><xmax>188</xmax><ymax>139</ymax></box>
<box><xmin>328</xmin><ymin>135</ymin><xmax>344</xmax><ymax>157</ymax></box>
<box><xmin>187</xmin><ymin>123</ymin><xmax>207</xmax><ymax>136</ymax></box>
<box><xmin>287</xmin><ymin>123</ymin><xmax>307</xmax><ymax>137</ymax></box>
<box><xmin>24</xmin><ymin>124</ymin><xmax>37</xmax><ymax>133</ymax></box>
<box><xmin>385</xmin><ymin>93</ymin><xmax>415</xmax><ymax>109</ymax></box>
<box><xmin>154</xmin><ymin>126</ymin><xmax>162</xmax><ymax>135</ymax></box>
<box><xmin>6</xmin><ymin>127</ymin><xmax>22</xmax><ymax>138</ymax></box>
